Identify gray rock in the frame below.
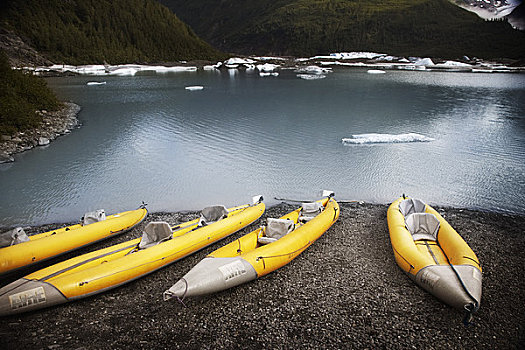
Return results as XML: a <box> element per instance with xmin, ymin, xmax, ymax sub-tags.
<box><xmin>1</xmin><ymin>135</ymin><xmax>11</xmax><ymax>141</ymax></box>
<box><xmin>12</xmin><ymin>137</ymin><xmax>22</xmax><ymax>142</ymax></box>
<box><xmin>0</xmin><ymin>152</ymin><xmax>14</xmax><ymax>163</ymax></box>
<box><xmin>38</xmin><ymin>137</ymin><xmax>50</xmax><ymax>146</ymax></box>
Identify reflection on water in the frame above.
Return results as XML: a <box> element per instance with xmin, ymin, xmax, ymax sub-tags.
<box><xmin>1</xmin><ymin>69</ymin><xmax>524</xmax><ymax>226</ymax></box>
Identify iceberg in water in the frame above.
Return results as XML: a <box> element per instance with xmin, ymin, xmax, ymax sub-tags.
<box><xmin>259</xmin><ymin>71</ymin><xmax>279</xmax><ymax>77</ymax></box>
<box><xmin>185</xmin><ymin>86</ymin><xmax>204</xmax><ymax>91</ymax></box>
<box><xmin>342</xmin><ymin>133</ymin><xmax>435</xmax><ymax>145</ymax></box>
<box><xmin>86</xmin><ymin>81</ymin><xmax>106</xmax><ymax>85</ymax></box>
<box><xmin>367</xmin><ymin>69</ymin><xmax>386</xmax><ymax>74</ymax></box>
<box><xmin>257</xmin><ymin>63</ymin><xmax>280</xmax><ymax>72</ymax></box>
<box><xmin>297</xmin><ymin>74</ymin><xmax>326</xmax><ymax>80</ymax></box>
<box><xmin>295</xmin><ymin>65</ymin><xmax>331</xmax><ymax>74</ymax></box>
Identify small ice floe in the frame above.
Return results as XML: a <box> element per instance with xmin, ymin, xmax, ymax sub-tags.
<box><xmin>86</xmin><ymin>81</ymin><xmax>106</xmax><ymax>85</ymax></box>
<box><xmin>259</xmin><ymin>72</ymin><xmax>279</xmax><ymax>77</ymax></box>
<box><xmin>252</xmin><ymin>56</ymin><xmax>287</xmax><ymax>61</ymax></box>
<box><xmin>319</xmin><ymin>52</ymin><xmax>386</xmax><ymax>60</ymax></box>
<box><xmin>257</xmin><ymin>63</ymin><xmax>280</xmax><ymax>72</ymax></box>
<box><xmin>367</xmin><ymin>69</ymin><xmax>386</xmax><ymax>74</ymax></box>
<box><xmin>414</xmin><ymin>58</ymin><xmax>434</xmax><ymax>67</ymax></box>
<box><xmin>297</xmin><ymin>74</ymin><xmax>326</xmax><ymax>80</ymax></box>
<box><xmin>204</xmin><ymin>62</ymin><xmax>222</xmax><ymax>70</ymax></box>
<box><xmin>185</xmin><ymin>86</ymin><xmax>204</xmax><ymax>91</ymax></box>
<box><xmin>29</xmin><ymin>64</ymin><xmax>198</xmax><ymax>76</ymax></box>
<box><xmin>225</xmin><ymin>57</ymin><xmax>256</xmax><ymax>65</ymax></box>
<box><xmin>295</xmin><ymin>65</ymin><xmax>331</xmax><ymax>74</ymax></box>
<box><xmin>342</xmin><ymin>133</ymin><xmax>435</xmax><ymax>145</ymax></box>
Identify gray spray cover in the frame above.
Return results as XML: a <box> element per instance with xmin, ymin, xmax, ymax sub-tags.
<box><xmin>414</xmin><ymin>264</ymin><xmax>482</xmax><ymax>310</ymax></box>
<box><xmin>164</xmin><ymin>257</ymin><xmax>257</xmax><ymax>299</ymax></box>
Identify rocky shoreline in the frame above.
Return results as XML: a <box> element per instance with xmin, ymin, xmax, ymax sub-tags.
<box><xmin>0</xmin><ymin>102</ymin><xmax>81</xmax><ymax>163</ymax></box>
<box><xmin>0</xmin><ymin>202</ymin><xmax>524</xmax><ymax>349</ymax></box>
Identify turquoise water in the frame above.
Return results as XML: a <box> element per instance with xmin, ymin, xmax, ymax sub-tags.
<box><xmin>1</xmin><ymin>68</ymin><xmax>524</xmax><ymax>226</ymax></box>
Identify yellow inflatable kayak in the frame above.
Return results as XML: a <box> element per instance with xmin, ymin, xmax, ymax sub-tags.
<box><xmin>387</xmin><ymin>196</ymin><xmax>482</xmax><ymax>318</ymax></box>
<box><xmin>0</xmin><ymin>207</ymin><xmax>148</xmax><ymax>276</ymax></box>
<box><xmin>164</xmin><ymin>192</ymin><xmax>339</xmax><ymax>300</ymax></box>
<box><xmin>0</xmin><ymin>198</ymin><xmax>264</xmax><ymax>316</ymax></box>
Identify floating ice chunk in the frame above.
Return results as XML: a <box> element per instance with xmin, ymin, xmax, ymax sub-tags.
<box><xmin>142</xmin><ymin>66</ymin><xmax>197</xmax><ymax>73</ymax></box>
<box><xmin>252</xmin><ymin>56</ymin><xmax>287</xmax><ymax>61</ymax></box>
<box><xmin>185</xmin><ymin>86</ymin><xmax>204</xmax><ymax>91</ymax></box>
<box><xmin>225</xmin><ymin>57</ymin><xmax>256</xmax><ymax>65</ymax></box>
<box><xmin>414</xmin><ymin>58</ymin><xmax>434</xmax><ymax>66</ymax></box>
<box><xmin>244</xmin><ymin>64</ymin><xmax>256</xmax><ymax>71</ymax></box>
<box><xmin>442</xmin><ymin>61</ymin><xmax>471</xmax><ymax>67</ymax></box>
<box><xmin>297</xmin><ymin>74</ymin><xmax>326</xmax><ymax>80</ymax></box>
<box><xmin>367</xmin><ymin>69</ymin><xmax>386</xmax><ymax>74</ymax></box>
<box><xmin>86</xmin><ymin>81</ymin><xmax>107</xmax><ymax>85</ymax></box>
<box><xmin>295</xmin><ymin>65</ymin><xmax>331</xmax><ymax>74</ymax></box>
<box><xmin>259</xmin><ymin>72</ymin><xmax>279</xmax><ymax>77</ymax></box>
<box><xmin>342</xmin><ymin>133</ymin><xmax>435</xmax><ymax>145</ymax></box>
<box><xmin>328</xmin><ymin>52</ymin><xmax>386</xmax><ymax>60</ymax></box>
<box><xmin>257</xmin><ymin>63</ymin><xmax>280</xmax><ymax>72</ymax></box>
<box><xmin>203</xmin><ymin>65</ymin><xmax>218</xmax><ymax>70</ymax></box>
<box><xmin>109</xmin><ymin>67</ymin><xmax>138</xmax><ymax>76</ymax></box>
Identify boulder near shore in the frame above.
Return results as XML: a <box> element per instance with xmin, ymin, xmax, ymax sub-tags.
<box><xmin>0</xmin><ymin>202</ymin><xmax>524</xmax><ymax>349</ymax></box>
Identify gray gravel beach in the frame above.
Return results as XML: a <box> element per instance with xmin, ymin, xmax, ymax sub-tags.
<box><xmin>1</xmin><ymin>202</ymin><xmax>524</xmax><ymax>349</ymax></box>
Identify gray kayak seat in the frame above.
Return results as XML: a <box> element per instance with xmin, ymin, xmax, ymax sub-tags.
<box><xmin>82</xmin><ymin>209</ymin><xmax>106</xmax><ymax>226</ymax></box>
<box><xmin>299</xmin><ymin>202</ymin><xmax>324</xmax><ymax>222</ymax></box>
<box><xmin>405</xmin><ymin>213</ymin><xmax>440</xmax><ymax>241</ymax></box>
<box><xmin>258</xmin><ymin>218</ymin><xmax>295</xmax><ymax>245</ymax></box>
<box><xmin>399</xmin><ymin>198</ymin><xmax>426</xmax><ymax>217</ymax></box>
<box><xmin>0</xmin><ymin>227</ymin><xmax>30</xmax><ymax>248</ymax></box>
<box><xmin>198</xmin><ymin>205</ymin><xmax>228</xmax><ymax>226</ymax></box>
<box><xmin>138</xmin><ymin>222</ymin><xmax>173</xmax><ymax>249</ymax></box>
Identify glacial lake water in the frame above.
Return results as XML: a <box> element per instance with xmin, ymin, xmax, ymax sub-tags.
<box><xmin>1</xmin><ymin>68</ymin><xmax>524</xmax><ymax>227</ymax></box>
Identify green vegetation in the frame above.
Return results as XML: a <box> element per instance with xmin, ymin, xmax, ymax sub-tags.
<box><xmin>0</xmin><ymin>51</ymin><xmax>61</xmax><ymax>135</ymax></box>
<box><xmin>160</xmin><ymin>0</ymin><xmax>525</xmax><ymax>59</ymax></box>
<box><xmin>1</xmin><ymin>0</ymin><xmax>226</xmax><ymax>65</ymax></box>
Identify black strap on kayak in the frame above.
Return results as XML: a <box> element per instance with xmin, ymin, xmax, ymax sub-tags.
<box><xmin>442</xmin><ymin>253</ymin><xmax>480</xmax><ymax>326</ymax></box>
<box><xmin>392</xmin><ymin>246</ymin><xmax>415</xmax><ymax>272</ymax></box>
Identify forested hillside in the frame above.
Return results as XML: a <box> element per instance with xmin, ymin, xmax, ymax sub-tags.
<box><xmin>160</xmin><ymin>0</ymin><xmax>525</xmax><ymax>58</ymax></box>
<box><xmin>0</xmin><ymin>0</ymin><xmax>225</xmax><ymax>65</ymax></box>
<box><xmin>0</xmin><ymin>51</ymin><xmax>61</xmax><ymax>134</ymax></box>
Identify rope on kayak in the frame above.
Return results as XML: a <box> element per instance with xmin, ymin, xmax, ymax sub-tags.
<box><xmin>256</xmin><ymin>241</ymin><xmax>311</xmax><ymax>269</ymax></box>
<box><xmin>137</xmin><ymin>201</ymin><xmax>148</xmax><ymax>209</ymax></box>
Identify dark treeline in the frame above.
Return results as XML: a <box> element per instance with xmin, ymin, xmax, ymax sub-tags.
<box><xmin>0</xmin><ymin>51</ymin><xmax>61</xmax><ymax>134</ymax></box>
<box><xmin>160</xmin><ymin>0</ymin><xmax>525</xmax><ymax>59</ymax></box>
<box><xmin>1</xmin><ymin>0</ymin><xmax>226</xmax><ymax>65</ymax></box>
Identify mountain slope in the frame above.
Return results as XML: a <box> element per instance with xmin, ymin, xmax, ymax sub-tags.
<box><xmin>0</xmin><ymin>0</ymin><xmax>225</xmax><ymax>65</ymax></box>
<box><xmin>160</xmin><ymin>0</ymin><xmax>525</xmax><ymax>58</ymax></box>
